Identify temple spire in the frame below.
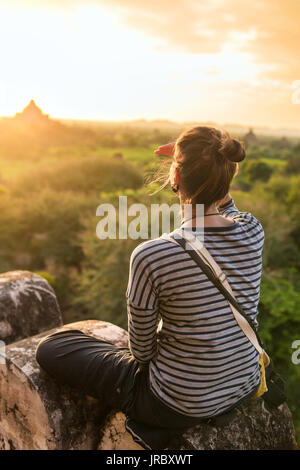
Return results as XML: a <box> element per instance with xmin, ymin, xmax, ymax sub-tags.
<box><xmin>15</xmin><ymin>99</ymin><xmax>49</xmax><ymax>123</ymax></box>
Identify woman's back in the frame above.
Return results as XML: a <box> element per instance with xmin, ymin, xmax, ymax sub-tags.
<box><xmin>126</xmin><ymin>198</ymin><xmax>264</xmax><ymax>418</ymax></box>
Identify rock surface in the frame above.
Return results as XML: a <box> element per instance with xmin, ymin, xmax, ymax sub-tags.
<box><xmin>179</xmin><ymin>398</ymin><xmax>297</xmax><ymax>450</ymax></box>
<box><xmin>0</xmin><ymin>271</ymin><xmax>63</xmax><ymax>344</ymax></box>
<box><xmin>0</xmin><ymin>320</ymin><xmax>128</xmax><ymax>450</ymax></box>
<box><xmin>98</xmin><ymin>401</ymin><xmax>298</xmax><ymax>451</ymax></box>
<box><xmin>98</xmin><ymin>411</ymin><xmax>144</xmax><ymax>450</ymax></box>
<box><xmin>0</xmin><ymin>318</ymin><xmax>298</xmax><ymax>450</ymax></box>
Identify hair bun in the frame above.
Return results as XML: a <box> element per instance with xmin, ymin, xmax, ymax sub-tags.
<box><xmin>219</xmin><ymin>138</ymin><xmax>246</xmax><ymax>162</ymax></box>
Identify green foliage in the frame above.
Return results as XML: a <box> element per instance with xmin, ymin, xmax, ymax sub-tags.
<box><xmin>246</xmin><ymin>160</ymin><xmax>274</xmax><ymax>183</ymax></box>
<box><xmin>18</xmin><ymin>189</ymin><xmax>88</xmax><ymax>268</ymax></box>
<box><xmin>259</xmin><ymin>271</ymin><xmax>300</xmax><ymax>440</ymax></box>
<box><xmin>285</xmin><ymin>155</ymin><xmax>300</xmax><ymax>175</ymax></box>
<box><xmin>286</xmin><ymin>175</ymin><xmax>300</xmax><ymax>212</ymax></box>
<box><xmin>246</xmin><ymin>144</ymin><xmax>293</xmax><ymax>161</ymax></box>
<box><xmin>264</xmin><ymin>175</ymin><xmax>291</xmax><ymax>201</ymax></box>
<box><xmin>11</xmin><ymin>155</ymin><xmax>143</xmax><ymax>196</ymax></box>
<box><xmin>34</xmin><ymin>271</ymin><xmax>57</xmax><ymax>289</ymax></box>
<box><xmin>259</xmin><ymin>271</ymin><xmax>300</xmax><ymax>353</ymax></box>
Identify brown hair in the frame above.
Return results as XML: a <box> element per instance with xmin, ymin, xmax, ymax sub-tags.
<box><xmin>171</xmin><ymin>126</ymin><xmax>245</xmax><ymax>207</ymax></box>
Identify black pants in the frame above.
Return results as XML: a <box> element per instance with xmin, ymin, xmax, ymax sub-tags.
<box><xmin>35</xmin><ymin>329</ymin><xmax>216</xmax><ymax>431</ymax></box>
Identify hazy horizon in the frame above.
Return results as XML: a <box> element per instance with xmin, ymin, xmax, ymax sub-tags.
<box><xmin>2</xmin><ymin>104</ymin><xmax>300</xmax><ymax>138</ymax></box>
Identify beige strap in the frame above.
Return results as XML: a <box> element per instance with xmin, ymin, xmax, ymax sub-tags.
<box><xmin>161</xmin><ymin>231</ymin><xmax>270</xmax><ymax>366</ymax></box>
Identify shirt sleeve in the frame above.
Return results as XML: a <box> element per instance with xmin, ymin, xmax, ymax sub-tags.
<box><xmin>126</xmin><ymin>243</ymin><xmax>160</xmax><ymax>364</ymax></box>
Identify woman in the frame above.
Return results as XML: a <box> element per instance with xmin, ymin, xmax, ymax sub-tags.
<box><xmin>35</xmin><ymin>126</ymin><xmax>264</xmax><ymax>449</ymax></box>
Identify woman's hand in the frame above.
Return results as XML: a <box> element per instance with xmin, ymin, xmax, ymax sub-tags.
<box><xmin>154</xmin><ymin>142</ymin><xmax>175</xmax><ymax>157</ymax></box>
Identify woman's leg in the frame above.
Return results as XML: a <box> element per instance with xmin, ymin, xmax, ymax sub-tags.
<box><xmin>35</xmin><ymin>329</ymin><xmax>140</xmax><ymax>412</ymax></box>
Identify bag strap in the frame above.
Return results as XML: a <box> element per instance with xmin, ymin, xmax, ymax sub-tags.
<box><xmin>161</xmin><ymin>231</ymin><xmax>270</xmax><ymax>366</ymax></box>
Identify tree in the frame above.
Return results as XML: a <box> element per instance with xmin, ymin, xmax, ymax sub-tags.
<box><xmin>285</xmin><ymin>155</ymin><xmax>300</xmax><ymax>175</ymax></box>
<box><xmin>246</xmin><ymin>160</ymin><xmax>274</xmax><ymax>183</ymax></box>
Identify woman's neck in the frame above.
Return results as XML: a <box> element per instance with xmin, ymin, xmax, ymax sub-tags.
<box><xmin>180</xmin><ymin>201</ymin><xmax>235</xmax><ymax>228</ymax></box>
<box><xmin>180</xmin><ymin>202</ymin><xmax>218</xmax><ymax>220</ymax></box>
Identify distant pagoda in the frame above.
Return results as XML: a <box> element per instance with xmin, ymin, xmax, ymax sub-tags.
<box><xmin>244</xmin><ymin>128</ymin><xmax>258</xmax><ymax>146</ymax></box>
<box><xmin>15</xmin><ymin>99</ymin><xmax>49</xmax><ymax>124</ymax></box>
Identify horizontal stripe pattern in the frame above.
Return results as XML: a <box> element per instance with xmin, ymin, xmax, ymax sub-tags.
<box><xmin>126</xmin><ymin>199</ymin><xmax>263</xmax><ymax>418</ymax></box>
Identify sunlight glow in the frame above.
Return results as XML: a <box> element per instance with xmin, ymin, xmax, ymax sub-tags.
<box><xmin>0</xmin><ymin>2</ymin><xmax>297</xmax><ymax>127</ymax></box>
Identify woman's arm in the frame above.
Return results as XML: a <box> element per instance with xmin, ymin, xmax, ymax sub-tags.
<box><xmin>126</xmin><ymin>244</ymin><xmax>160</xmax><ymax>364</ymax></box>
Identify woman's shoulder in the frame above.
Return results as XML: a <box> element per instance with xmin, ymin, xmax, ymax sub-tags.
<box><xmin>230</xmin><ymin>211</ymin><xmax>264</xmax><ymax>237</ymax></box>
<box><xmin>220</xmin><ymin>198</ymin><xmax>264</xmax><ymax>234</ymax></box>
<box><xmin>130</xmin><ymin>236</ymin><xmax>176</xmax><ymax>264</ymax></box>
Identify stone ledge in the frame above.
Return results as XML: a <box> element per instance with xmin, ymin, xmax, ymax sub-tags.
<box><xmin>98</xmin><ymin>411</ymin><xmax>144</xmax><ymax>450</ymax></box>
<box><xmin>0</xmin><ymin>270</ymin><xmax>63</xmax><ymax>344</ymax></box>
<box><xmin>0</xmin><ymin>320</ymin><xmax>128</xmax><ymax>450</ymax></box>
<box><xmin>179</xmin><ymin>398</ymin><xmax>297</xmax><ymax>450</ymax></box>
<box><xmin>0</xmin><ymin>319</ymin><xmax>298</xmax><ymax>450</ymax></box>
<box><xmin>97</xmin><ymin>400</ymin><xmax>298</xmax><ymax>450</ymax></box>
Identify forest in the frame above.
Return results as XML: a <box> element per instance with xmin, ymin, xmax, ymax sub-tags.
<box><xmin>0</xmin><ymin>113</ymin><xmax>299</xmax><ymax>442</ymax></box>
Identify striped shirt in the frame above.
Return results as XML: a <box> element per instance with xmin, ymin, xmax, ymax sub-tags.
<box><xmin>126</xmin><ymin>198</ymin><xmax>264</xmax><ymax>418</ymax></box>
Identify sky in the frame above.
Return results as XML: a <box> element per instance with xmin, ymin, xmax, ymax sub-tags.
<box><xmin>0</xmin><ymin>0</ymin><xmax>299</xmax><ymax>128</ymax></box>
